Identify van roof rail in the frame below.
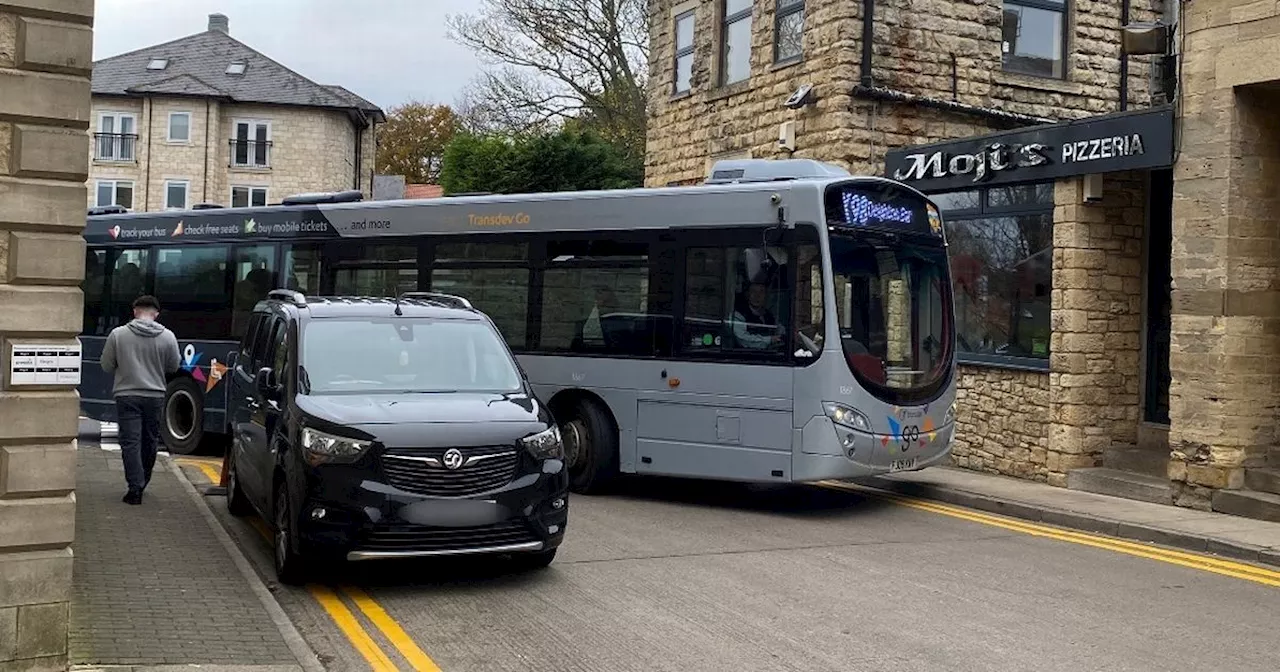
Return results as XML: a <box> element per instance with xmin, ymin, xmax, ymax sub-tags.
<box><xmin>397</xmin><ymin>291</ymin><xmax>473</xmax><ymax>310</ymax></box>
<box><xmin>267</xmin><ymin>289</ymin><xmax>307</xmax><ymax>306</ymax></box>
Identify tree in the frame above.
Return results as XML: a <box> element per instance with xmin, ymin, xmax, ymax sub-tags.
<box><xmin>376</xmin><ymin>102</ymin><xmax>461</xmax><ymax>184</ymax></box>
<box><xmin>440</xmin><ymin>129</ymin><xmax>642</xmax><ymax>195</ymax></box>
<box><xmin>446</xmin><ymin>0</ymin><xmax>648</xmax><ymax>161</ymax></box>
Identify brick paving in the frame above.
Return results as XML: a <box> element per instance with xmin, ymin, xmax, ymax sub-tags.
<box><xmin>71</xmin><ymin>447</ymin><xmax>299</xmax><ymax>667</ymax></box>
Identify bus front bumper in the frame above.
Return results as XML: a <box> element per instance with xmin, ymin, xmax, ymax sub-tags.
<box><xmin>793</xmin><ymin>416</ymin><xmax>955</xmax><ymax>481</ymax></box>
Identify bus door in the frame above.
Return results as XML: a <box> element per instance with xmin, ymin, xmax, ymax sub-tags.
<box><xmin>633</xmin><ymin>234</ymin><xmax>797</xmax><ymax>482</ymax></box>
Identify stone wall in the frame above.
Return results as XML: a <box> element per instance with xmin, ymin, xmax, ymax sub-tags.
<box><xmin>645</xmin><ymin>0</ymin><xmax>1161</xmax><ymax>186</ymax></box>
<box><xmin>0</xmin><ymin>1</ymin><xmax>93</xmax><ymax>669</ymax></box>
<box><xmin>88</xmin><ymin>98</ymin><xmax>377</xmax><ymax>210</ymax></box>
<box><xmin>1168</xmin><ymin>1</ymin><xmax>1280</xmax><ymax>509</ymax></box>
<box><xmin>1046</xmin><ymin>173</ymin><xmax>1145</xmax><ymax>485</ymax></box>
<box><xmin>951</xmin><ymin>366</ymin><xmax>1050</xmax><ymax>481</ymax></box>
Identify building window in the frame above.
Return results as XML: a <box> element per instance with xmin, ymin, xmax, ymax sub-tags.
<box><xmin>167</xmin><ymin>112</ymin><xmax>191</xmax><ymax>143</ymax></box>
<box><xmin>1002</xmin><ymin>0</ymin><xmax>1067</xmax><ymax>79</ymax></box>
<box><xmin>774</xmin><ymin>0</ymin><xmax>804</xmax><ymax>63</ymax></box>
<box><xmin>226</xmin><ymin>61</ymin><xmax>246</xmax><ymax>75</ymax></box>
<box><xmin>934</xmin><ymin>183</ymin><xmax>1053</xmax><ymax>367</ymax></box>
<box><xmin>95</xmin><ymin>113</ymin><xmax>136</xmax><ymax>161</ymax></box>
<box><xmin>673</xmin><ymin>10</ymin><xmax>696</xmax><ymax>94</ymax></box>
<box><xmin>720</xmin><ymin>0</ymin><xmax>753</xmax><ymax>85</ymax></box>
<box><xmin>147</xmin><ymin>58</ymin><xmax>168</xmax><ymax>70</ymax></box>
<box><xmin>164</xmin><ymin>180</ymin><xmax>190</xmax><ymax>210</ymax></box>
<box><xmin>95</xmin><ymin>180</ymin><xmax>134</xmax><ymax>210</ymax></box>
<box><xmin>231</xmin><ymin>185</ymin><xmax>268</xmax><ymax>208</ymax></box>
<box><xmin>231</xmin><ymin>120</ymin><xmax>271</xmax><ymax>168</ymax></box>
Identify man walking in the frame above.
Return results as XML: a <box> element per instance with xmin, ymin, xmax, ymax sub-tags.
<box><xmin>101</xmin><ymin>296</ymin><xmax>182</xmax><ymax>504</ymax></box>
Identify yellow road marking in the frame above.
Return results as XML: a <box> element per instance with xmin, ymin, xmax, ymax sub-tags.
<box><xmin>344</xmin><ymin>586</ymin><xmax>442</xmax><ymax>672</ymax></box>
<box><xmin>818</xmin><ymin>480</ymin><xmax>1280</xmax><ymax>588</ymax></box>
<box><xmin>173</xmin><ymin>458</ymin><xmax>223</xmax><ymax>485</ymax></box>
<box><xmin>309</xmin><ymin>585</ymin><xmax>400</xmax><ymax>671</ymax></box>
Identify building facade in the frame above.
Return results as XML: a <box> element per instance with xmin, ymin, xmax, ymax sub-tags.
<box><xmin>88</xmin><ymin>14</ymin><xmax>383</xmax><ymax>213</ymax></box>
<box><xmin>646</xmin><ymin>0</ymin><xmax>1280</xmax><ymax>521</ymax></box>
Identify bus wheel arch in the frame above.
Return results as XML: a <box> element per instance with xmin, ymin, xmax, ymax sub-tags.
<box><xmin>162</xmin><ymin>375</ymin><xmax>204</xmax><ymax>455</ymax></box>
<box><xmin>548</xmin><ymin>390</ymin><xmax>618</xmax><ymax>495</ymax></box>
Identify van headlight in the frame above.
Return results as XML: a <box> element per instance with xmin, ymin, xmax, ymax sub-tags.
<box><xmin>822</xmin><ymin>402</ymin><xmax>871</xmax><ymax>432</ymax></box>
<box><xmin>301</xmin><ymin>427</ymin><xmax>371</xmax><ymax>465</ymax></box>
<box><xmin>521</xmin><ymin>426</ymin><xmax>564</xmax><ymax>460</ymax></box>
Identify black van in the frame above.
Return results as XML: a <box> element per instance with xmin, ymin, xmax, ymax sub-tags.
<box><xmin>225</xmin><ymin>289</ymin><xmax>569</xmax><ymax>584</ymax></box>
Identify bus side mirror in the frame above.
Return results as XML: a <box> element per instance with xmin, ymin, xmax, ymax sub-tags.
<box><xmin>255</xmin><ymin>367</ymin><xmax>280</xmax><ymax>400</ymax></box>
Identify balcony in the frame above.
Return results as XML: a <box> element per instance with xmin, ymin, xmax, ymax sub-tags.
<box><xmin>229</xmin><ymin>139</ymin><xmax>272</xmax><ymax>169</ymax></box>
<box><xmin>93</xmin><ymin>133</ymin><xmax>138</xmax><ymax>162</ymax></box>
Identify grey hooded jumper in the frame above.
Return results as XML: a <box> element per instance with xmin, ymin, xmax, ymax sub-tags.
<box><xmin>100</xmin><ymin>318</ymin><xmax>182</xmax><ymax>398</ymax></box>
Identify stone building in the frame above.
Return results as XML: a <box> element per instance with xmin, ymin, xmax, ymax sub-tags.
<box><xmin>88</xmin><ymin>13</ymin><xmax>384</xmax><ymax>213</ymax></box>
<box><xmin>645</xmin><ymin>0</ymin><xmax>1280</xmax><ymax>522</ymax></box>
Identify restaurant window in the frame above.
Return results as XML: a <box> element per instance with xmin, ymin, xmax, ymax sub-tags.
<box><xmin>1002</xmin><ymin>0</ymin><xmax>1067</xmax><ymax>79</ymax></box>
<box><xmin>673</xmin><ymin>10</ymin><xmax>696</xmax><ymax>93</ymax></box>
<box><xmin>720</xmin><ymin>0</ymin><xmax>752</xmax><ymax>85</ymax></box>
<box><xmin>935</xmin><ymin>183</ymin><xmax>1053</xmax><ymax>367</ymax></box>
<box><xmin>774</xmin><ymin>0</ymin><xmax>804</xmax><ymax>63</ymax></box>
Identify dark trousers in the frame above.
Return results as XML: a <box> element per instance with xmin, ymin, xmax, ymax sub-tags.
<box><xmin>116</xmin><ymin>396</ymin><xmax>164</xmax><ymax>492</ymax></box>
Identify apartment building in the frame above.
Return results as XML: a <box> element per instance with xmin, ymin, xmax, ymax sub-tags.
<box><xmin>642</xmin><ymin>0</ymin><xmax>1280</xmax><ymax>523</ymax></box>
<box><xmin>88</xmin><ymin>13</ymin><xmax>384</xmax><ymax>213</ymax></box>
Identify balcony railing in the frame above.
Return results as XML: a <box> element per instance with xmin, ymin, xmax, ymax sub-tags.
<box><xmin>93</xmin><ymin>133</ymin><xmax>138</xmax><ymax>162</ymax></box>
<box><xmin>229</xmin><ymin>139</ymin><xmax>272</xmax><ymax>168</ymax></box>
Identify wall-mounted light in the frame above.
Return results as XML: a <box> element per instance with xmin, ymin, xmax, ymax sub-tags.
<box><xmin>1121</xmin><ymin>21</ymin><xmax>1171</xmax><ymax>56</ymax></box>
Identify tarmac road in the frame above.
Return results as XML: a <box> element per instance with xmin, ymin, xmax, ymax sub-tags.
<box><xmin>177</xmin><ymin>463</ymin><xmax>1280</xmax><ymax>672</ymax></box>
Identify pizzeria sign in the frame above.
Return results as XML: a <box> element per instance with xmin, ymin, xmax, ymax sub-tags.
<box><xmin>883</xmin><ymin>106</ymin><xmax>1175</xmax><ymax>192</ymax></box>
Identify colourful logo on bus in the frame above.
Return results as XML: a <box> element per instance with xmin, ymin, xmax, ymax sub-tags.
<box><xmin>883</xmin><ymin>415</ymin><xmax>937</xmax><ymax>451</ymax></box>
<box><xmin>179</xmin><ymin>344</ymin><xmax>228</xmax><ymax>393</ymax></box>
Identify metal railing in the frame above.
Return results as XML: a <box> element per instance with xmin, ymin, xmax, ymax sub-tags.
<box><xmin>93</xmin><ymin>133</ymin><xmax>138</xmax><ymax>162</ymax></box>
<box><xmin>229</xmin><ymin>139</ymin><xmax>272</xmax><ymax>168</ymax></box>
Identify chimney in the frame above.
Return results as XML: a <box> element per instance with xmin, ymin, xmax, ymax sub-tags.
<box><xmin>208</xmin><ymin>13</ymin><xmax>229</xmax><ymax>34</ymax></box>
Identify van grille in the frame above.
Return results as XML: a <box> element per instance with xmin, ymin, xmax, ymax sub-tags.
<box><xmin>381</xmin><ymin>447</ymin><xmax>518</xmax><ymax>497</ymax></box>
<box><xmin>361</xmin><ymin>520</ymin><xmax>537</xmax><ymax>552</ymax></box>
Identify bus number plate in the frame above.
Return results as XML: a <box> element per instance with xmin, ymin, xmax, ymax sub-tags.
<box><xmin>889</xmin><ymin>457</ymin><xmax>917</xmax><ymax>473</ymax></box>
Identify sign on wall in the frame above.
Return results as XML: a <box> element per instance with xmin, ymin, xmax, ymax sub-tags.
<box><xmin>10</xmin><ymin>343</ymin><xmax>81</xmax><ymax>386</ymax></box>
<box><xmin>883</xmin><ymin>106</ymin><xmax>1175</xmax><ymax>192</ymax></box>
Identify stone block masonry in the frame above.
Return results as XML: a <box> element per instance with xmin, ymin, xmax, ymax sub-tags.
<box><xmin>951</xmin><ymin>366</ymin><xmax>1050</xmax><ymax>482</ymax></box>
<box><xmin>0</xmin><ymin>2</ymin><xmax>91</xmax><ymax>671</ymax></box>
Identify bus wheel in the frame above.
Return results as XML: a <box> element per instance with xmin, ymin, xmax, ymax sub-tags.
<box><xmin>561</xmin><ymin>399</ymin><xmax>618</xmax><ymax>495</ymax></box>
<box><xmin>163</xmin><ymin>377</ymin><xmax>204</xmax><ymax>455</ymax></box>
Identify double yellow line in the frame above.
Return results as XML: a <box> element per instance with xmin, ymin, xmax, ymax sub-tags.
<box><xmin>176</xmin><ymin>457</ymin><xmax>443</xmax><ymax>670</ymax></box>
<box><xmin>818</xmin><ymin>480</ymin><xmax>1280</xmax><ymax>589</ymax></box>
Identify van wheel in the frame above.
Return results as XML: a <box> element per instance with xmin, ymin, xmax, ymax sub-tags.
<box><xmin>560</xmin><ymin>399</ymin><xmax>618</xmax><ymax>495</ymax></box>
<box><xmin>273</xmin><ymin>482</ymin><xmax>308</xmax><ymax>586</ymax></box>
<box><xmin>225</xmin><ymin>449</ymin><xmax>253</xmax><ymax>517</ymax></box>
<box><xmin>163</xmin><ymin>377</ymin><xmax>204</xmax><ymax>455</ymax></box>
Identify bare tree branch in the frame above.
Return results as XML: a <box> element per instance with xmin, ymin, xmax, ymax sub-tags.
<box><xmin>446</xmin><ymin>0</ymin><xmax>648</xmax><ymax>158</ymax></box>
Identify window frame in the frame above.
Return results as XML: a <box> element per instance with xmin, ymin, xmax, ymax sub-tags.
<box><xmin>232</xmin><ymin>119</ymin><xmax>272</xmax><ymax>168</ymax></box>
<box><xmin>163</xmin><ymin>179</ymin><xmax>190</xmax><ymax>210</ymax></box>
<box><xmin>95</xmin><ymin>180</ymin><xmax>135</xmax><ymax>209</ymax></box>
<box><xmin>167</xmin><ymin>111</ymin><xmax>192</xmax><ymax>143</ymax></box>
<box><xmin>719</xmin><ymin>0</ymin><xmax>754</xmax><ymax>86</ymax></box>
<box><xmin>672</xmin><ymin>9</ymin><xmax>697</xmax><ymax>94</ymax></box>
<box><xmin>231</xmin><ymin>185</ymin><xmax>269</xmax><ymax>208</ymax></box>
<box><xmin>773</xmin><ymin>0</ymin><xmax>805</xmax><ymax>64</ymax></box>
<box><xmin>95</xmin><ymin>112</ymin><xmax>137</xmax><ymax>161</ymax></box>
<box><xmin>930</xmin><ymin>181</ymin><xmax>1054</xmax><ymax>372</ymax></box>
<box><xmin>1001</xmin><ymin>0</ymin><xmax>1069</xmax><ymax>80</ymax></box>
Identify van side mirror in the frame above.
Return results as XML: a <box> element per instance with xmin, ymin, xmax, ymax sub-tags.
<box><xmin>255</xmin><ymin>367</ymin><xmax>280</xmax><ymax>399</ymax></box>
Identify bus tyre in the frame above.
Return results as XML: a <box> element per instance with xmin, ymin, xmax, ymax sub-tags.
<box><xmin>162</xmin><ymin>377</ymin><xmax>204</xmax><ymax>455</ymax></box>
<box><xmin>562</xmin><ymin>399</ymin><xmax>618</xmax><ymax>495</ymax></box>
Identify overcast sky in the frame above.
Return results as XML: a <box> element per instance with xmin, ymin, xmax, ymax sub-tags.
<box><xmin>92</xmin><ymin>0</ymin><xmax>486</xmax><ymax>110</ymax></box>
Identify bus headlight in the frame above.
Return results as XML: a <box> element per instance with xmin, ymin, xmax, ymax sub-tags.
<box><xmin>521</xmin><ymin>426</ymin><xmax>564</xmax><ymax>460</ymax></box>
<box><xmin>945</xmin><ymin>402</ymin><xmax>957</xmax><ymax>425</ymax></box>
<box><xmin>301</xmin><ymin>427</ymin><xmax>372</xmax><ymax>465</ymax></box>
<box><xmin>822</xmin><ymin>402</ymin><xmax>871</xmax><ymax>432</ymax></box>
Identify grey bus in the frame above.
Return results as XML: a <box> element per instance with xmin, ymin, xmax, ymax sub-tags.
<box><xmin>80</xmin><ymin>158</ymin><xmax>956</xmax><ymax>492</ymax></box>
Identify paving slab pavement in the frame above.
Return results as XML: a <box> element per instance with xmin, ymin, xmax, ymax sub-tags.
<box><xmin>862</xmin><ymin>466</ymin><xmax>1280</xmax><ymax>567</ymax></box>
<box><xmin>71</xmin><ymin>447</ymin><xmax>314</xmax><ymax>669</ymax></box>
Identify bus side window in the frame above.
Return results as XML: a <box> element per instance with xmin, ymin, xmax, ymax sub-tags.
<box><xmin>232</xmin><ymin>244</ymin><xmax>277</xmax><ymax>339</ymax></box>
<box><xmin>105</xmin><ymin>247</ymin><xmax>151</xmax><ymax>332</ymax></box>
<box><xmin>154</xmin><ymin>245</ymin><xmax>232</xmax><ymax>341</ymax></box>
<box><xmin>794</xmin><ymin>243</ymin><xmax>825</xmax><ymax>357</ymax></box>
<box><xmin>680</xmin><ymin>246</ymin><xmax>789</xmax><ymax>357</ymax></box>
<box><xmin>284</xmin><ymin>245</ymin><xmax>323</xmax><ymax>295</ymax></box>
<box><xmin>83</xmin><ymin>249</ymin><xmax>107</xmax><ymax>335</ymax></box>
